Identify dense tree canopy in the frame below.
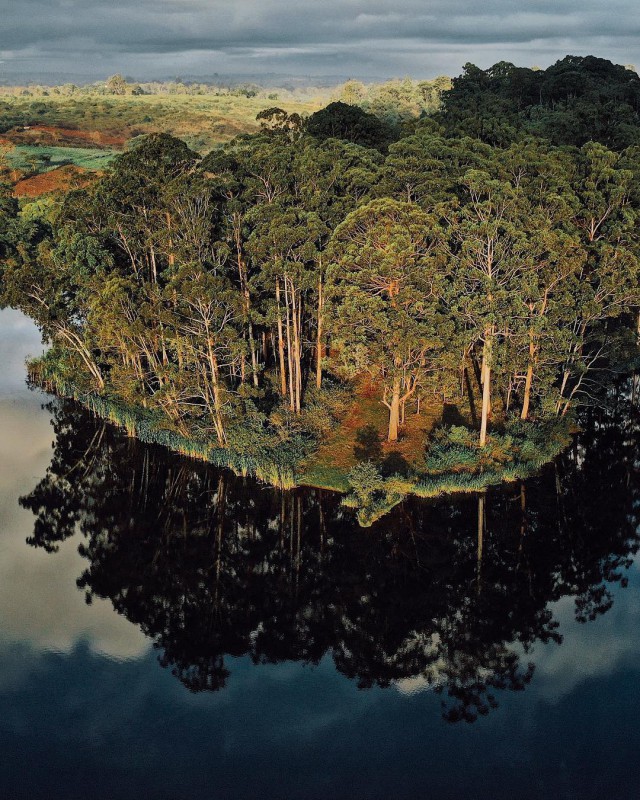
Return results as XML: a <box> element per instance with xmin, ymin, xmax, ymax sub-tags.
<box><xmin>438</xmin><ymin>56</ymin><xmax>640</xmax><ymax>149</ymax></box>
<box><xmin>1</xmin><ymin>55</ymin><xmax>639</xmax><ymax>498</ymax></box>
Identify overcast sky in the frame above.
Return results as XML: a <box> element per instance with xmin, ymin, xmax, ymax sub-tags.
<box><xmin>1</xmin><ymin>0</ymin><xmax>639</xmax><ymax>83</ymax></box>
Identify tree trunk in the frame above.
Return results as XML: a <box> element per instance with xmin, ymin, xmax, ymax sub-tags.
<box><xmin>234</xmin><ymin>216</ymin><xmax>258</xmax><ymax>388</ymax></box>
<box><xmin>556</xmin><ymin>369</ymin><xmax>571</xmax><ymax>415</ymax></box>
<box><xmin>166</xmin><ymin>211</ymin><xmax>175</xmax><ymax>268</ymax></box>
<box><xmin>205</xmin><ymin>336</ymin><xmax>226</xmax><ymax>445</ymax></box>
<box><xmin>249</xmin><ymin>321</ymin><xmax>259</xmax><ymax>388</ymax></box>
<box><xmin>291</xmin><ymin>280</ymin><xmax>302</xmax><ymax>413</ymax></box>
<box><xmin>387</xmin><ymin>376</ymin><xmax>401</xmax><ymax>442</ymax></box>
<box><xmin>316</xmin><ymin>274</ymin><xmax>323</xmax><ymax>389</ymax></box>
<box><xmin>521</xmin><ymin>363</ymin><xmax>534</xmax><ymax>420</ymax></box>
<box><xmin>521</xmin><ymin>333</ymin><xmax>535</xmax><ymax>421</ymax></box>
<box><xmin>283</xmin><ymin>276</ymin><xmax>295</xmax><ymax>411</ymax></box>
<box><xmin>55</xmin><ymin>325</ymin><xmax>105</xmax><ymax>390</ymax></box>
<box><xmin>275</xmin><ymin>278</ymin><xmax>287</xmax><ymax>398</ymax></box>
<box><xmin>479</xmin><ymin>333</ymin><xmax>492</xmax><ymax>446</ymax></box>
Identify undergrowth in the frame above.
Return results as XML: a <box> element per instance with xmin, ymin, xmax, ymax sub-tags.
<box><xmin>343</xmin><ymin>419</ymin><xmax>575</xmax><ymax>526</ymax></box>
<box><xmin>28</xmin><ymin>353</ymin><xmax>575</xmax><ymax>523</ymax></box>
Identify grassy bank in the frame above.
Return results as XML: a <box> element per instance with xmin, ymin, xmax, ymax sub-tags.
<box><xmin>28</xmin><ymin>356</ymin><xmax>575</xmax><ymax>525</ymax></box>
<box><xmin>28</xmin><ymin>358</ymin><xmax>300</xmax><ymax>490</ymax></box>
<box><xmin>341</xmin><ymin>420</ymin><xmax>575</xmax><ymax>526</ymax></box>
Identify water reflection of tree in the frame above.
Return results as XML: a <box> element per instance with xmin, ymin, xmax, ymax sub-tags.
<box><xmin>21</xmin><ymin>393</ymin><xmax>639</xmax><ymax>722</ymax></box>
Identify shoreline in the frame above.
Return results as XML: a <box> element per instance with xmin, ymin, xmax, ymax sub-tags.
<box><xmin>29</xmin><ymin>360</ymin><xmax>576</xmax><ymax>526</ymax></box>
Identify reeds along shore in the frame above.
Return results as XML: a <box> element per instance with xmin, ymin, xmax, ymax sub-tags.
<box><xmin>28</xmin><ymin>357</ymin><xmax>576</xmax><ymax>527</ymax></box>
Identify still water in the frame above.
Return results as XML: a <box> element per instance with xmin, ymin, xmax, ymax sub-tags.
<box><xmin>0</xmin><ymin>307</ymin><xmax>639</xmax><ymax>800</ymax></box>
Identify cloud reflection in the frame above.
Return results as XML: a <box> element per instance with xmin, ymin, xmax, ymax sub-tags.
<box><xmin>0</xmin><ymin>309</ymin><xmax>150</xmax><ymax>667</ymax></box>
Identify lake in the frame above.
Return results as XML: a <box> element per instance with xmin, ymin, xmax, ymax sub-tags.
<box><xmin>0</xmin><ymin>306</ymin><xmax>639</xmax><ymax>800</ymax></box>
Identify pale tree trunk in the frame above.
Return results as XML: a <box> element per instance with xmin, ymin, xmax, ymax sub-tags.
<box><xmin>283</xmin><ymin>276</ymin><xmax>295</xmax><ymax>411</ymax></box>
<box><xmin>556</xmin><ymin>369</ymin><xmax>571</xmax><ymax>415</ymax></box>
<box><xmin>55</xmin><ymin>325</ymin><xmax>105</xmax><ymax>390</ymax></box>
<box><xmin>479</xmin><ymin>331</ymin><xmax>492</xmax><ymax>446</ymax></box>
<box><xmin>521</xmin><ymin>363</ymin><xmax>534</xmax><ymax>420</ymax></box>
<box><xmin>149</xmin><ymin>245</ymin><xmax>157</xmax><ymax>284</ymax></box>
<box><xmin>206</xmin><ymin>337</ymin><xmax>227</xmax><ymax>445</ymax></box>
<box><xmin>521</xmin><ymin>332</ymin><xmax>536</xmax><ymax>421</ymax></box>
<box><xmin>234</xmin><ymin>215</ymin><xmax>258</xmax><ymax>388</ymax></box>
<box><xmin>291</xmin><ymin>280</ymin><xmax>302</xmax><ymax>413</ymax></box>
<box><xmin>316</xmin><ymin>274</ymin><xmax>324</xmax><ymax>390</ymax></box>
<box><xmin>275</xmin><ymin>278</ymin><xmax>287</xmax><ymax>398</ymax></box>
<box><xmin>249</xmin><ymin>321</ymin><xmax>259</xmax><ymax>389</ymax></box>
<box><xmin>165</xmin><ymin>211</ymin><xmax>175</xmax><ymax>268</ymax></box>
<box><xmin>386</xmin><ymin>376</ymin><xmax>402</xmax><ymax>442</ymax></box>
<box><xmin>384</xmin><ymin>368</ymin><xmax>417</xmax><ymax>442</ymax></box>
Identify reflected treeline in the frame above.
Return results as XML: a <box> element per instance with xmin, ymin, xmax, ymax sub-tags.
<box><xmin>21</xmin><ymin>390</ymin><xmax>640</xmax><ymax>722</ymax></box>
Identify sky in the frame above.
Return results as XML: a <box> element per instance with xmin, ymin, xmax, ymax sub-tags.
<box><xmin>0</xmin><ymin>0</ymin><xmax>639</xmax><ymax>84</ymax></box>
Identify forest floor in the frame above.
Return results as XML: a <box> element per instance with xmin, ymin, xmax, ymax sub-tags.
<box><xmin>300</xmin><ymin>378</ymin><xmax>466</xmax><ymax>491</ymax></box>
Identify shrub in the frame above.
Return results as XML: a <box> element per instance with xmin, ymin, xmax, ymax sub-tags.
<box><xmin>354</xmin><ymin>424</ymin><xmax>382</xmax><ymax>461</ymax></box>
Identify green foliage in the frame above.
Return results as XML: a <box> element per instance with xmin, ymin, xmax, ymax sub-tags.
<box><xmin>424</xmin><ymin>420</ymin><xmax>574</xmax><ymax>476</ymax></box>
<box><xmin>8</xmin><ymin>62</ymin><xmax>640</xmax><ymax>523</ymax></box>
<box><xmin>0</xmin><ymin>182</ymin><xmax>19</xmax><ymax>291</ymax></box>
<box><xmin>28</xmin><ymin>352</ymin><xmax>301</xmax><ymax>490</ymax></box>
<box><xmin>306</xmin><ymin>102</ymin><xmax>396</xmax><ymax>150</ymax></box>
<box><xmin>343</xmin><ymin>461</ymin><xmax>414</xmax><ymax>527</ymax></box>
<box><xmin>438</xmin><ymin>56</ymin><xmax>640</xmax><ymax>149</ymax></box>
<box><xmin>336</xmin><ymin>76</ymin><xmax>451</xmax><ymax>124</ymax></box>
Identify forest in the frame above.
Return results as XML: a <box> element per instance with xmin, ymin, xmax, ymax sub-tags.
<box><xmin>1</xmin><ymin>55</ymin><xmax>639</xmax><ymax>521</ymax></box>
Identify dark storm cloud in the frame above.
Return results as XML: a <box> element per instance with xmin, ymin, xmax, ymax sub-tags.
<box><xmin>1</xmin><ymin>0</ymin><xmax>639</xmax><ymax>80</ymax></box>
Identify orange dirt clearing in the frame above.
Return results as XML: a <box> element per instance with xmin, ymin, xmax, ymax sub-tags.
<box><xmin>14</xmin><ymin>165</ymin><xmax>96</xmax><ymax>197</ymax></box>
<box><xmin>6</xmin><ymin>125</ymin><xmax>126</xmax><ymax>149</ymax></box>
<box><xmin>312</xmin><ymin>379</ymin><xmax>444</xmax><ymax>473</ymax></box>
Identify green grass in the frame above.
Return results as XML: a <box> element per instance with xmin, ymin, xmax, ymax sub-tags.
<box><xmin>5</xmin><ymin>145</ymin><xmax>117</xmax><ymax>172</ymax></box>
<box><xmin>298</xmin><ymin>463</ymin><xmax>351</xmax><ymax>492</ymax></box>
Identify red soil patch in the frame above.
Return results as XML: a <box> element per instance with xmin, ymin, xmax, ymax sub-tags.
<box><xmin>6</xmin><ymin>124</ymin><xmax>126</xmax><ymax>149</ymax></box>
<box><xmin>14</xmin><ymin>165</ymin><xmax>96</xmax><ymax>197</ymax></box>
<box><xmin>311</xmin><ymin>378</ymin><xmax>443</xmax><ymax>472</ymax></box>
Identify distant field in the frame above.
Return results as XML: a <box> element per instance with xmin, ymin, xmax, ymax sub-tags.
<box><xmin>0</xmin><ymin>92</ymin><xmax>324</xmax><ymax>152</ymax></box>
<box><xmin>4</xmin><ymin>144</ymin><xmax>117</xmax><ymax>172</ymax></box>
<box><xmin>0</xmin><ymin>79</ymin><xmax>445</xmax><ymax>197</ymax></box>
<box><xmin>0</xmin><ymin>92</ymin><xmax>323</xmax><ymax>196</ymax></box>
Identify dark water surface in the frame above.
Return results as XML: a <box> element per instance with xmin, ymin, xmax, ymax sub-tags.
<box><xmin>1</xmin><ymin>308</ymin><xmax>639</xmax><ymax>800</ymax></box>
